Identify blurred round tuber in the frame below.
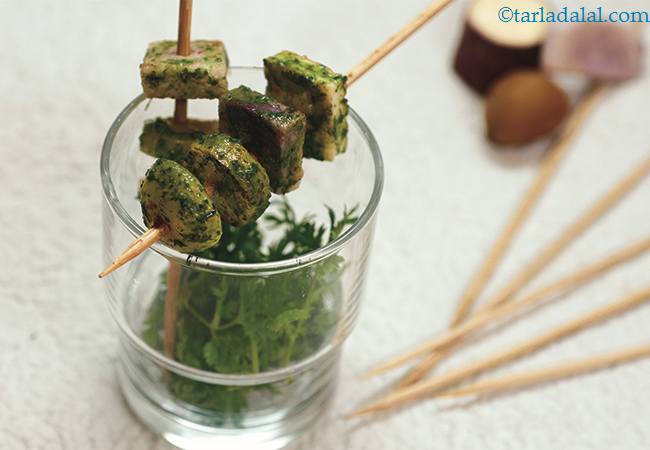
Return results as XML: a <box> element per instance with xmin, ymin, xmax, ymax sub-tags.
<box><xmin>485</xmin><ymin>71</ymin><xmax>569</xmax><ymax>146</ymax></box>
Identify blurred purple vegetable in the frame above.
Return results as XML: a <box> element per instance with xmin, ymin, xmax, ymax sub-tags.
<box><xmin>543</xmin><ymin>23</ymin><xmax>644</xmax><ymax>81</ymax></box>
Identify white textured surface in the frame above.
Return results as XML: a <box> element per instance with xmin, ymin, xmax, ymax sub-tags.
<box><xmin>2</xmin><ymin>1</ymin><xmax>650</xmax><ymax>449</ymax></box>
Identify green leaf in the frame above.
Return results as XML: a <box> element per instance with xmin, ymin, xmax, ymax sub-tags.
<box><xmin>271</xmin><ymin>308</ymin><xmax>310</xmax><ymax>333</ymax></box>
<box><xmin>141</xmin><ymin>199</ymin><xmax>360</xmax><ymax>420</ymax></box>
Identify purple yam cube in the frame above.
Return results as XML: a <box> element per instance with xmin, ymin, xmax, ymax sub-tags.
<box><xmin>219</xmin><ymin>85</ymin><xmax>306</xmax><ymax>194</ymax></box>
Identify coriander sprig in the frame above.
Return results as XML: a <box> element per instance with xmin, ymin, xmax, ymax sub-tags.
<box><xmin>142</xmin><ymin>200</ymin><xmax>360</xmax><ymax>422</ymax></box>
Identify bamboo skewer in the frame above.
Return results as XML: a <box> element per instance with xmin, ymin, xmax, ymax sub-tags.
<box><xmin>99</xmin><ymin>0</ymin><xmax>456</xmax><ymax>278</ymax></box>
<box><xmin>346</xmin><ymin>0</ymin><xmax>455</xmax><ymax>86</ymax></box>
<box><xmin>163</xmin><ymin>263</ymin><xmax>182</xmax><ymax>358</ymax></box>
<box><xmin>480</xmin><ymin>150</ymin><xmax>650</xmax><ymax>313</ymax></box>
<box><xmin>164</xmin><ymin>0</ymin><xmax>193</xmax><ymax>359</ymax></box>
<box><xmin>99</xmin><ymin>227</ymin><xmax>164</xmax><ymax>278</ymax></box>
<box><xmin>351</xmin><ymin>285</ymin><xmax>650</xmax><ymax>417</ymax></box>
<box><xmin>371</xmin><ymin>234</ymin><xmax>650</xmax><ymax>381</ymax></box>
<box><xmin>367</xmin><ymin>234</ymin><xmax>650</xmax><ymax>378</ymax></box>
<box><xmin>173</xmin><ymin>0</ymin><xmax>192</xmax><ymax>124</ymax></box>
<box><xmin>395</xmin><ymin>347</ymin><xmax>451</xmax><ymax>387</ymax></box>
<box><xmin>450</xmin><ymin>84</ymin><xmax>606</xmax><ymax>326</ymax></box>
<box><xmin>439</xmin><ymin>342</ymin><xmax>650</xmax><ymax>399</ymax></box>
<box><xmin>174</xmin><ymin>100</ymin><xmax>188</xmax><ymax>124</ymax></box>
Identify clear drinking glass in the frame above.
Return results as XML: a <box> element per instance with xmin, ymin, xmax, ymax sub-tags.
<box><xmin>101</xmin><ymin>67</ymin><xmax>383</xmax><ymax>449</ymax></box>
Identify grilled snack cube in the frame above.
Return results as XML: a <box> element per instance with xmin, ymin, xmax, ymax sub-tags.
<box><xmin>140</xmin><ymin>117</ymin><xmax>219</xmax><ymax>159</ymax></box>
<box><xmin>139</xmin><ymin>159</ymin><xmax>222</xmax><ymax>253</ymax></box>
<box><xmin>140</xmin><ymin>40</ymin><xmax>228</xmax><ymax>99</ymax></box>
<box><xmin>179</xmin><ymin>134</ymin><xmax>271</xmax><ymax>226</ymax></box>
<box><xmin>264</xmin><ymin>51</ymin><xmax>348</xmax><ymax>161</ymax></box>
<box><xmin>219</xmin><ymin>85</ymin><xmax>306</xmax><ymax>194</ymax></box>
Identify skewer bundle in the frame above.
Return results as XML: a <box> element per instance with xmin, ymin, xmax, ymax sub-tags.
<box><xmin>353</xmin><ymin>72</ymin><xmax>650</xmax><ymax>420</ymax></box>
<box><xmin>344</xmin><ymin>2</ymin><xmax>650</xmax><ymax>418</ymax></box>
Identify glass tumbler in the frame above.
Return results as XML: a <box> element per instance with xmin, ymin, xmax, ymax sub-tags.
<box><xmin>101</xmin><ymin>67</ymin><xmax>383</xmax><ymax>449</ymax></box>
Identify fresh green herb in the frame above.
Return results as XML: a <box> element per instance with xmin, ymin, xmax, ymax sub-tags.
<box><xmin>142</xmin><ymin>199</ymin><xmax>359</xmax><ymax>425</ymax></box>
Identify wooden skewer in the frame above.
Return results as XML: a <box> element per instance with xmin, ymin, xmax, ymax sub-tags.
<box><xmin>350</xmin><ymin>285</ymin><xmax>650</xmax><ymax>417</ymax></box>
<box><xmin>163</xmin><ymin>263</ymin><xmax>182</xmax><ymax>358</ymax></box>
<box><xmin>382</xmin><ymin>234</ymin><xmax>650</xmax><ymax>383</ymax></box>
<box><xmin>439</xmin><ymin>342</ymin><xmax>650</xmax><ymax>399</ymax></box>
<box><xmin>173</xmin><ymin>0</ymin><xmax>192</xmax><ymax>124</ymax></box>
<box><xmin>480</xmin><ymin>150</ymin><xmax>650</xmax><ymax>313</ymax></box>
<box><xmin>99</xmin><ymin>227</ymin><xmax>164</xmax><ymax>278</ymax></box>
<box><xmin>395</xmin><ymin>347</ymin><xmax>451</xmax><ymax>387</ymax></box>
<box><xmin>164</xmin><ymin>0</ymin><xmax>193</xmax><ymax>359</ymax></box>
<box><xmin>174</xmin><ymin>100</ymin><xmax>188</xmax><ymax>124</ymax></box>
<box><xmin>450</xmin><ymin>84</ymin><xmax>607</xmax><ymax>326</ymax></box>
<box><xmin>366</xmin><ymin>234</ymin><xmax>650</xmax><ymax>378</ymax></box>
<box><xmin>346</xmin><ymin>0</ymin><xmax>454</xmax><ymax>86</ymax></box>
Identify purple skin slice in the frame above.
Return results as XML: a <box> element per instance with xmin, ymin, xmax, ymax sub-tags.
<box><xmin>543</xmin><ymin>23</ymin><xmax>644</xmax><ymax>81</ymax></box>
<box><xmin>219</xmin><ymin>86</ymin><xmax>307</xmax><ymax>194</ymax></box>
<box><xmin>238</xmin><ymin>102</ymin><xmax>288</xmax><ymax>114</ymax></box>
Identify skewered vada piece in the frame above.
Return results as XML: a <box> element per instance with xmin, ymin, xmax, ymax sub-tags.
<box><xmin>178</xmin><ymin>133</ymin><xmax>271</xmax><ymax>226</ymax></box>
<box><xmin>140</xmin><ymin>40</ymin><xmax>229</xmax><ymax>99</ymax></box>
<box><xmin>140</xmin><ymin>159</ymin><xmax>222</xmax><ymax>251</ymax></box>
<box><xmin>143</xmin><ymin>85</ymin><xmax>308</xmax><ymax>195</ymax></box>
<box><xmin>140</xmin><ymin>122</ymin><xmax>271</xmax><ymax>226</ymax></box>
<box><xmin>99</xmin><ymin>159</ymin><xmax>222</xmax><ymax>278</ymax></box>
<box><xmin>219</xmin><ymin>85</ymin><xmax>307</xmax><ymax>193</ymax></box>
<box><xmin>140</xmin><ymin>117</ymin><xmax>219</xmax><ymax>159</ymax></box>
<box><xmin>101</xmin><ymin>132</ymin><xmax>270</xmax><ymax>277</ymax></box>
<box><xmin>264</xmin><ymin>51</ymin><xmax>348</xmax><ymax>161</ymax></box>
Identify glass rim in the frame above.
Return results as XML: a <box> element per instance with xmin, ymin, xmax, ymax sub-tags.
<box><xmin>100</xmin><ymin>66</ymin><xmax>384</xmax><ymax>275</ymax></box>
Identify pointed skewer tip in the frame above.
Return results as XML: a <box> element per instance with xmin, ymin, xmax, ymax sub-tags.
<box><xmin>98</xmin><ymin>227</ymin><xmax>163</xmax><ymax>279</ymax></box>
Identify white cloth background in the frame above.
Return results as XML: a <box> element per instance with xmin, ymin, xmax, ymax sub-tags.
<box><xmin>2</xmin><ymin>0</ymin><xmax>650</xmax><ymax>449</ymax></box>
